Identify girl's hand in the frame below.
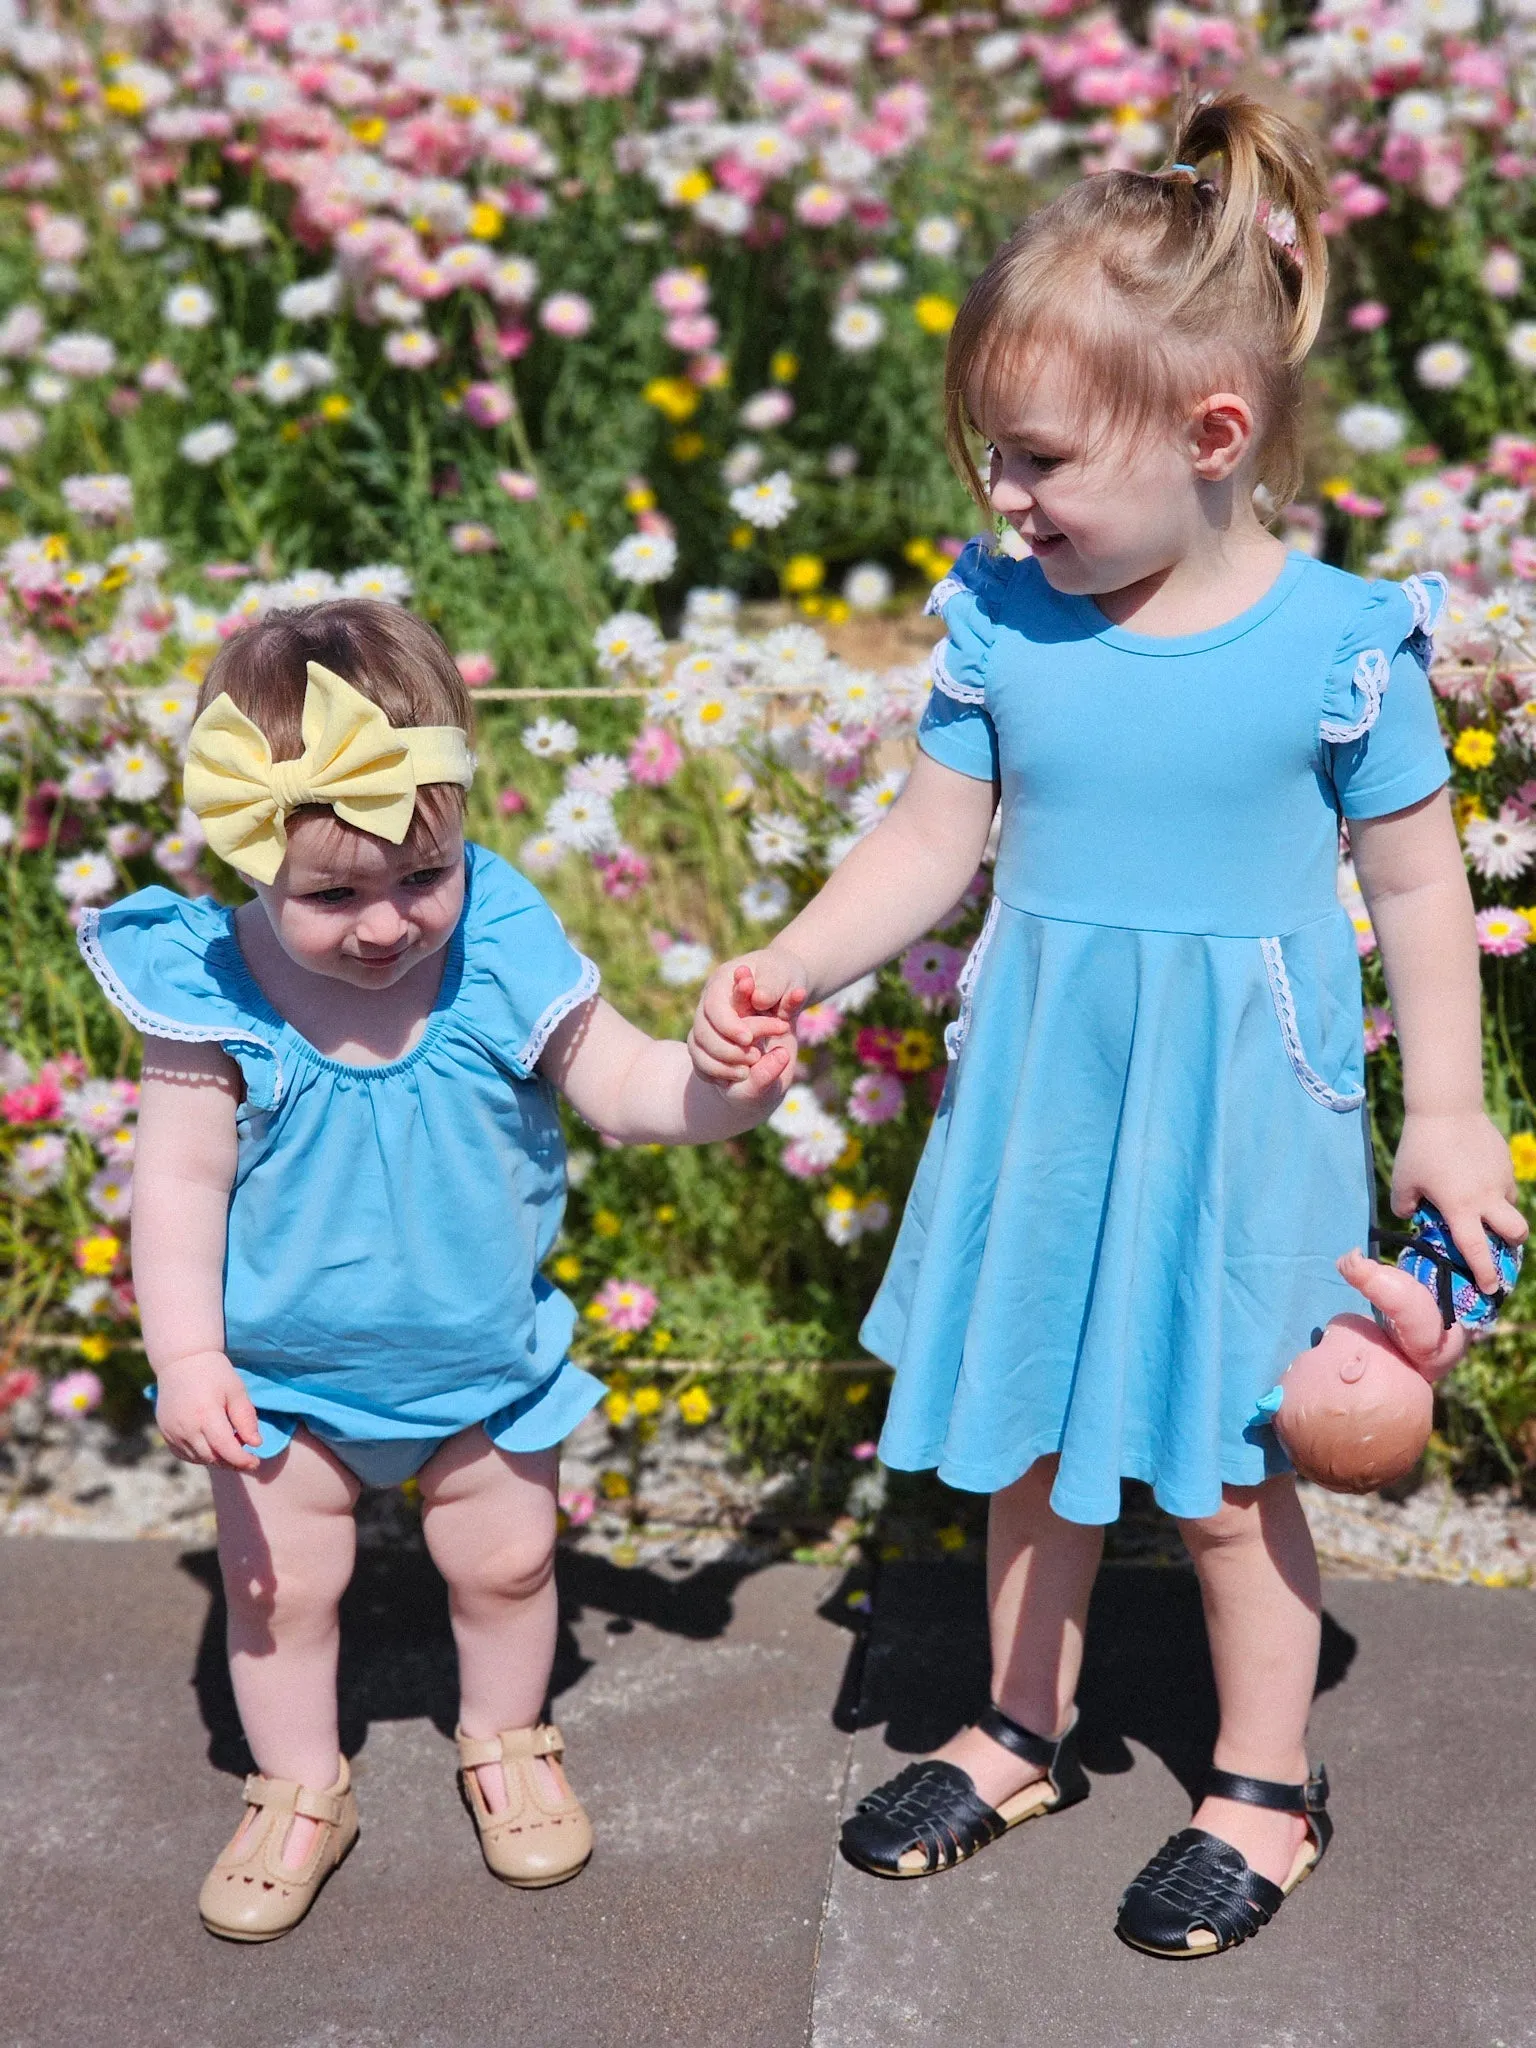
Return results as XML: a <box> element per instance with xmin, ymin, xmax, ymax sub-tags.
<box><xmin>153</xmin><ymin>1350</ymin><xmax>263</xmax><ymax>1472</ymax></box>
<box><xmin>688</xmin><ymin>948</ymin><xmax>809</xmax><ymax>1084</ymax></box>
<box><xmin>714</xmin><ymin>1034</ymin><xmax>797</xmax><ymax>1110</ymax></box>
<box><xmin>1391</xmin><ymin>1110</ymin><xmax>1528</xmax><ymax>1295</ymax></box>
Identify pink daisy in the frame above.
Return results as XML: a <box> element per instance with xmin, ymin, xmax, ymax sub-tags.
<box><xmin>1476</xmin><ymin>906</ymin><xmax>1531</xmax><ymax>956</ymax></box>
<box><xmin>848</xmin><ymin>1072</ymin><xmax>905</xmax><ymax>1126</ymax></box>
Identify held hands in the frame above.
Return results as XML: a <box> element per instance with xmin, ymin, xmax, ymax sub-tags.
<box><xmin>1391</xmin><ymin>1109</ymin><xmax>1528</xmax><ymax>1295</ymax></box>
<box><xmin>688</xmin><ymin>947</ymin><xmax>810</xmax><ymax>1089</ymax></box>
<box><xmin>153</xmin><ymin>1349</ymin><xmax>263</xmax><ymax>1472</ymax></box>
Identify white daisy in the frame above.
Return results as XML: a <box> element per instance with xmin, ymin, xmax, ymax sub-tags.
<box><xmin>162</xmin><ymin>284</ymin><xmax>216</xmax><ymax>329</ymax></box>
<box><xmin>566</xmin><ymin>754</ymin><xmax>630</xmax><ymax>798</ymax></box>
<box><xmin>1415</xmin><ymin>341</ymin><xmax>1471</xmax><ymax>390</ymax></box>
<box><xmin>278</xmin><ymin>272</ymin><xmax>343</xmax><ymax>322</ymax></box>
<box><xmin>1336</xmin><ymin>403</ymin><xmax>1405</xmax><ymax>454</ymax></box>
<box><xmin>914</xmin><ymin>215</ymin><xmax>961</xmax><ymax>257</ymax></box>
<box><xmin>338</xmin><ymin>564</ymin><xmax>411</xmax><ymax>602</ymax></box>
<box><xmin>521</xmin><ymin>716</ymin><xmax>580</xmax><ymax>759</ymax></box>
<box><xmin>748</xmin><ymin>810</ymin><xmax>810</xmax><ymax>868</ymax></box>
<box><xmin>546</xmin><ymin>789</ymin><xmax>620</xmax><ymax>853</ymax></box>
<box><xmin>848</xmin><ymin>769</ymin><xmax>908</xmax><ymax>834</ymax></box>
<box><xmin>731</xmin><ymin>471</ymin><xmax>797</xmax><ymax>530</ymax></box>
<box><xmin>1506</xmin><ymin>324</ymin><xmax>1536</xmax><ymax>372</ymax></box>
<box><xmin>54</xmin><ymin>851</ymin><xmax>117</xmax><ymax>904</ymax></box>
<box><xmin>843</xmin><ymin>563</ymin><xmax>892</xmax><ymax>611</ymax></box>
<box><xmin>739</xmin><ymin>877</ymin><xmax>790</xmax><ymax>924</ymax></box>
<box><xmin>682</xmin><ymin>692</ymin><xmax>745</xmax><ymax>748</ymax></box>
<box><xmin>105</xmin><ymin>742</ymin><xmax>168</xmax><ymax>801</ymax></box>
<box><xmin>593</xmin><ymin>611</ymin><xmax>666</xmax><ymax>674</ymax></box>
<box><xmin>609</xmin><ymin>532</ymin><xmax>678</xmax><ymax>585</ymax></box>
<box><xmin>88</xmin><ymin>1169</ymin><xmax>133</xmax><ymax>1222</ymax></box>
<box><xmin>657</xmin><ymin>940</ymin><xmax>715</xmax><ymax>987</ymax></box>
<box><xmin>519</xmin><ymin>832</ymin><xmax>567</xmax><ymax>876</ymax></box>
<box><xmin>831</xmin><ymin>303</ymin><xmax>885</xmax><ymax>354</ymax></box>
<box><xmin>1463</xmin><ymin>809</ymin><xmax>1536</xmax><ymax>881</ymax></box>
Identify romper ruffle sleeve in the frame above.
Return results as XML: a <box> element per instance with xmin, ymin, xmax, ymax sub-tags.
<box><xmin>77</xmin><ymin>889</ymin><xmax>284</xmax><ymax>1113</ymax></box>
<box><xmin>1323</xmin><ymin>571</ymin><xmax>1450</xmax><ymax>820</ymax></box>
<box><xmin>916</xmin><ymin>537</ymin><xmax>1012</xmax><ymax>785</ymax></box>
<box><xmin>453</xmin><ymin>847</ymin><xmax>600</xmax><ymax>1078</ymax></box>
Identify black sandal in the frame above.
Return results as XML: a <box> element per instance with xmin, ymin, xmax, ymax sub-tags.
<box><xmin>839</xmin><ymin>1703</ymin><xmax>1089</xmax><ymax>1879</ymax></box>
<box><xmin>1115</xmin><ymin>1764</ymin><xmax>1332</xmax><ymax>1958</ymax></box>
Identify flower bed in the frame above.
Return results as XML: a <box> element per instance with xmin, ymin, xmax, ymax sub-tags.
<box><xmin>3</xmin><ymin>0</ymin><xmax>1536</xmax><ymax>1498</ymax></box>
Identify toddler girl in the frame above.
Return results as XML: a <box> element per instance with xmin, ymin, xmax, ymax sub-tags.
<box><xmin>82</xmin><ymin>598</ymin><xmax>789</xmax><ymax>1941</ymax></box>
<box><xmin>690</xmin><ymin>93</ymin><xmax>1524</xmax><ymax>1957</ymax></box>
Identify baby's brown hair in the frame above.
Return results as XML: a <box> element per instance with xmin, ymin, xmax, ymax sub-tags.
<box><xmin>196</xmin><ymin>599</ymin><xmax>474</xmax><ymax>856</ymax></box>
<box><xmin>945</xmin><ymin>91</ymin><xmax>1329</xmax><ymax>512</ymax></box>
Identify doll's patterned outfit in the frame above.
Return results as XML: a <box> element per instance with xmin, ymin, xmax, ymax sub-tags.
<box><xmin>78</xmin><ymin>844</ymin><xmax>604</xmax><ymax>1486</ymax></box>
<box><xmin>862</xmin><ymin>544</ymin><xmax>1450</xmax><ymax>1523</ymax></box>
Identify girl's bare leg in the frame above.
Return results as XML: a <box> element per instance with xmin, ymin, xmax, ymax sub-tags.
<box><xmin>933</xmin><ymin>1454</ymin><xmax>1105</xmax><ymax>1807</ymax></box>
<box><xmin>210</xmin><ymin>1429</ymin><xmax>360</xmax><ymax>1868</ymax></box>
<box><xmin>419</xmin><ymin>1431</ymin><xmax>563</xmax><ymax>1814</ymax></box>
<box><xmin>1176</xmin><ymin>1475</ymin><xmax>1321</xmax><ymax>1888</ymax></box>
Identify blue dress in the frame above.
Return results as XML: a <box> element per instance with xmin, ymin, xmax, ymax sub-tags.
<box><xmin>78</xmin><ymin>843</ymin><xmax>605</xmax><ymax>1487</ymax></box>
<box><xmin>861</xmin><ymin>544</ymin><xmax>1450</xmax><ymax>1524</ymax></box>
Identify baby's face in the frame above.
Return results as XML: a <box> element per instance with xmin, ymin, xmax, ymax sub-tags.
<box><xmin>257</xmin><ymin>809</ymin><xmax>466</xmax><ymax>990</ymax></box>
<box><xmin>977</xmin><ymin>355</ymin><xmax>1231</xmax><ymax>601</ymax></box>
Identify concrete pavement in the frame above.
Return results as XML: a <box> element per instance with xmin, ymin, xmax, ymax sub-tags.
<box><xmin>3</xmin><ymin>1540</ymin><xmax>1532</xmax><ymax>2048</ymax></box>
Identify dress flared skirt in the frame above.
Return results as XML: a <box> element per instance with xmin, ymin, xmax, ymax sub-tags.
<box><xmin>861</xmin><ymin>900</ymin><xmax>1373</xmax><ymax>1523</ymax></box>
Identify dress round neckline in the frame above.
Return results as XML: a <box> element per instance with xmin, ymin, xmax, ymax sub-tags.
<box><xmin>1063</xmin><ymin>549</ymin><xmax>1308</xmax><ymax>657</ymax></box>
<box><xmin>214</xmin><ymin>859</ymin><xmax>472</xmax><ymax>1080</ymax></box>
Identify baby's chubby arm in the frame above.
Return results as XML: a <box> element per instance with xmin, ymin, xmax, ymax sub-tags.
<box><xmin>132</xmin><ymin>1037</ymin><xmax>262</xmax><ymax>1472</ymax></box>
<box><xmin>1352</xmin><ymin>787</ymin><xmax>1528</xmax><ymax>1292</ymax></box>
<box><xmin>540</xmin><ymin>992</ymin><xmax>795</xmax><ymax>1144</ymax></box>
<box><xmin>689</xmin><ymin>751</ymin><xmax>997</xmax><ymax>1082</ymax></box>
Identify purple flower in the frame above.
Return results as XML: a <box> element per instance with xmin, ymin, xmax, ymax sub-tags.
<box><xmin>848</xmin><ymin>1072</ymin><xmax>905</xmax><ymax>1126</ymax></box>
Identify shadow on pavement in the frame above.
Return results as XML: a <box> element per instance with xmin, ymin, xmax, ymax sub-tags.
<box><xmin>852</xmin><ymin>1562</ymin><xmax>1358</xmax><ymax>1800</ymax></box>
<box><xmin>177</xmin><ymin>1542</ymin><xmax>772</xmax><ymax>1776</ymax></box>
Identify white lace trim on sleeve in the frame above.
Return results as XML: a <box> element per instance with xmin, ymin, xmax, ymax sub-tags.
<box><xmin>1403</xmin><ymin>570</ymin><xmax>1448</xmax><ymax>637</ymax></box>
<box><xmin>1319</xmin><ymin>646</ymin><xmax>1390</xmax><ymax>746</ymax></box>
<box><xmin>77</xmin><ymin>908</ymin><xmax>287</xmax><ymax>1106</ymax></box>
<box><xmin>924</xmin><ymin>572</ymin><xmax>964</xmax><ymax>619</ymax></box>
<box><xmin>513</xmin><ymin>954</ymin><xmax>600</xmax><ymax>1075</ymax></box>
<box><xmin>929</xmin><ymin>638</ymin><xmax>987</xmax><ymax>708</ymax></box>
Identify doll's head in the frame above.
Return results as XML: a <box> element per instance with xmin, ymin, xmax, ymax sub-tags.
<box><xmin>944</xmin><ymin>92</ymin><xmax>1328</xmax><ymax>596</ymax></box>
<box><xmin>1271</xmin><ymin>1249</ymin><xmax>1469</xmax><ymax>1495</ymax></box>
<box><xmin>187</xmin><ymin>602</ymin><xmax>475</xmax><ymax>990</ymax></box>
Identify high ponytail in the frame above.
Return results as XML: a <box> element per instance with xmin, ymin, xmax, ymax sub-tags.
<box><xmin>944</xmin><ymin>91</ymin><xmax>1330</xmax><ymax>511</ymax></box>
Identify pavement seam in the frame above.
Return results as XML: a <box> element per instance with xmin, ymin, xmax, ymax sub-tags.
<box><xmin>803</xmin><ymin>1565</ymin><xmax>879</xmax><ymax>2048</ymax></box>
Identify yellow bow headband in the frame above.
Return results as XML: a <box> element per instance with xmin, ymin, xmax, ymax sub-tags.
<box><xmin>182</xmin><ymin>661</ymin><xmax>475</xmax><ymax>885</ymax></box>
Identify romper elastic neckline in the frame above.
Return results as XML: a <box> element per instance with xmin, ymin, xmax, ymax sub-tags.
<box><xmin>216</xmin><ymin>908</ymin><xmax>469</xmax><ymax>1081</ymax></box>
<box><xmin>1062</xmin><ymin>549</ymin><xmax>1308</xmax><ymax>657</ymax></box>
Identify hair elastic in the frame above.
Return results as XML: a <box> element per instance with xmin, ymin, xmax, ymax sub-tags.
<box><xmin>1168</xmin><ymin>162</ymin><xmax>1199</xmax><ymax>180</ymax></box>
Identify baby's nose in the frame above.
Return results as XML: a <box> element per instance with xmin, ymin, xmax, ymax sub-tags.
<box><xmin>355</xmin><ymin>899</ymin><xmax>408</xmax><ymax>947</ymax></box>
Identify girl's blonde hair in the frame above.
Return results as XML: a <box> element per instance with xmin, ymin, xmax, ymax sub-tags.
<box><xmin>196</xmin><ymin>599</ymin><xmax>474</xmax><ymax>855</ymax></box>
<box><xmin>945</xmin><ymin>92</ymin><xmax>1329</xmax><ymax>511</ymax></box>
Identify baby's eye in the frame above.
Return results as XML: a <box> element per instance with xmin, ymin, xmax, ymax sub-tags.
<box><xmin>404</xmin><ymin>866</ymin><xmax>446</xmax><ymax>889</ymax></box>
<box><xmin>310</xmin><ymin>886</ymin><xmax>353</xmax><ymax>905</ymax></box>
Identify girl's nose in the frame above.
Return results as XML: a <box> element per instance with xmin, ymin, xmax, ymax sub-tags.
<box><xmin>355</xmin><ymin>898</ymin><xmax>409</xmax><ymax>949</ymax></box>
<box><xmin>989</xmin><ymin>462</ymin><xmax>1034</xmax><ymax>517</ymax></box>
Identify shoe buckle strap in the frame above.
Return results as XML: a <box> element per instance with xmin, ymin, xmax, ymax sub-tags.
<box><xmin>456</xmin><ymin>1729</ymin><xmax>505</xmax><ymax>1769</ymax></box>
<box><xmin>293</xmin><ymin>1784</ymin><xmax>346</xmax><ymax>1826</ymax></box>
<box><xmin>1204</xmin><ymin>1765</ymin><xmax>1326</xmax><ymax>1816</ymax></box>
<box><xmin>501</xmin><ymin>1723</ymin><xmax>564</xmax><ymax>1760</ymax></box>
<box><xmin>974</xmin><ymin>1701</ymin><xmax>1071</xmax><ymax>1774</ymax></box>
<box><xmin>242</xmin><ymin>1772</ymin><xmax>300</xmax><ymax>1814</ymax></box>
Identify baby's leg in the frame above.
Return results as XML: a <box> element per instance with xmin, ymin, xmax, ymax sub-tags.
<box><xmin>1176</xmin><ymin>1475</ymin><xmax>1321</xmax><ymax>1888</ymax></box>
<box><xmin>935</xmin><ymin>1453</ymin><xmax>1104</xmax><ymax>1807</ymax></box>
<box><xmin>210</xmin><ymin>1429</ymin><xmax>360</xmax><ymax>1868</ymax></box>
<box><xmin>419</xmin><ymin>1432</ymin><xmax>561</xmax><ymax>1814</ymax></box>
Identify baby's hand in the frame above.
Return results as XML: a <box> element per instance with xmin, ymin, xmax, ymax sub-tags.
<box><xmin>1391</xmin><ymin>1109</ymin><xmax>1528</xmax><ymax>1295</ymax></box>
<box><xmin>153</xmin><ymin>1349</ymin><xmax>263</xmax><ymax>1472</ymax></box>
<box><xmin>688</xmin><ymin>947</ymin><xmax>809</xmax><ymax>1085</ymax></box>
<box><xmin>715</xmin><ymin>1034</ymin><xmax>797</xmax><ymax>1112</ymax></box>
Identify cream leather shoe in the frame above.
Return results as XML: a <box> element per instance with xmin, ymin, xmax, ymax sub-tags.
<box><xmin>198</xmin><ymin>1757</ymin><xmax>358</xmax><ymax>1942</ymax></box>
<box><xmin>456</xmin><ymin>1723</ymin><xmax>593</xmax><ymax>1888</ymax></box>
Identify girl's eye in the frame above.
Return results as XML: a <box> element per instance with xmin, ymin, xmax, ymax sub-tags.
<box><xmin>311</xmin><ymin>886</ymin><xmax>353</xmax><ymax>905</ymax></box>
<box><xmin>1026</xmin><ymin>451</ymin><xmax>1062</xmax><ymax>473</ymax></box>
<box><xmin>404</xmin><ymin>866</ymin><xmax>445</xmax><ymax>889</ymax></box>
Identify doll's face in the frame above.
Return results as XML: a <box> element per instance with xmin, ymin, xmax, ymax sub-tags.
<box><xmin>255</xmin><ymin>809</ymin><xmax>466</xmax><ymax>990</ymax></box>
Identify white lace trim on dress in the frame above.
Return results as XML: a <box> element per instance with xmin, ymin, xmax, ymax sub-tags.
<box><xmin>944</xmin><ymin>895</ymin><xmax>1000</xmax><ymax>1062</ymax></box>
<box><xmin>1259</xmin><ymin>936</ymin><xmax>1365</xmax><ymax>1112</ymax></box>
<box><xmin>77</xmin><ymin>907</ymin><xmax>287</xmax><ymax>1106</ymax></box>
<box><xmin>1319</xmin><ymin>646</ymin><xmax>1391</xmax><ymax>746</ymax></box>
<box><xmin>513</xmin><ymin>954</ymin><xmax>600</xmax><ymax>1075</ymax></box>
<box><xmin>1403</xmin><ymin>570</ymin><xmax>1448</xmax><ymax>637</ymax></box>
<box><xmin>929</xmin><ymin>638</ymin><xmax>987</xmax><ymax>707</ymax></box>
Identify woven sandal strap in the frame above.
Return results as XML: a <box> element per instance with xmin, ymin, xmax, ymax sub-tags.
<box><xmin>975</xmin><ymin>1702</ymin><xmax>1068</xmax><ymax>1771</ymax></box>
<box><xmin>1205</xmin><ymin>1764</ymin><xmax>1329</xmax><ymax>1815</ymax></box>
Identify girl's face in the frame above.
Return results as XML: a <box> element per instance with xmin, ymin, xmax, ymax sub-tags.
<box><xmin>255</xmin><ymin>807</ymin><xmax>466</xmax><ymax>990</ymax></box>
<box><xmin>979</xmin><ymin>353</ymin><xmax>1249</xmax><ymax>598</ymax></box>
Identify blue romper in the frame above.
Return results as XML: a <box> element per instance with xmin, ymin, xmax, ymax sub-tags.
<box><xmin>78</xmin><ymin>843</ymin><xmax>606</xmax><ymax>1487</ymax></box>
<box><xmin>862</xmin><ymin>544</ymin><xmax>1450</xmax><ymax>1523</ymax></box>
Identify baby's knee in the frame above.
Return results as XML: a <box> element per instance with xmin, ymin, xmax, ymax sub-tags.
<box><xmin>220</xmin><ymin>1546</ymin><xmax>349</xmax><ymax>1631</ymax></box>
<box><xmin>1178</xmin><ymin>1485</ymin><xmax>1266</xmax><ymax>1554</ymax></box>
<box><xmin>440</xmin><ymin>1527</ymin><xmax>556</xmax><ymax>1607</ymax></box>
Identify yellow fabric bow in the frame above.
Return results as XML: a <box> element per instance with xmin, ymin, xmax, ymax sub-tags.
<box><xmin>182</xmin><ymin>661</ymin><xmax>474</xmax><ymax>885</ymax></box>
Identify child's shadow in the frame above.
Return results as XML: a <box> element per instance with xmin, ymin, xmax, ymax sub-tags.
<box><xmin>179</xmin><ymin>1540</ymin><xmax>766</xmax><ymax>1776</ymax></box>
<box><xmin>841</xmin><ymin>1562</ymin><xmax>1358</xmax><ymax>1800</ymax></box>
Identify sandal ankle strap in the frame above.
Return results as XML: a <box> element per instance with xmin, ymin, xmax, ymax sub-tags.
<box><xmin>241</xmin><ymin>1763</ymin><xmax>349</xmax><ymax>1829</ymax></box>
<box><xmin>975</xmin><ymin>1701</ymin><xmax>1075</xmax><ymax>1771</ymax></box>
<box><xmin>456</xmin><ymin>1722</ymin><xmax>565</xmax><ymax>1770</ymax></box>
<box><xmin>1204</xmin><ymin>1763</ymin><xmax>1329</xmax><ymax>1816</ymax></box>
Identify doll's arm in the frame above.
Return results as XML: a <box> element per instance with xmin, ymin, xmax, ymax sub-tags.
<box><xmin>690</xmin><ymin>750</ymin><xmax>997</xmax><ymax>1081</ymax></box>
<box><xmin>540</xmin><ymin>995</ymin><xmax>794</xmax><ymax>1144</ymax></box>
<box><xmin>132</xmin><ymin>1038</ymin><xmax>262</xmax><ymax>1471</ymax></box>
<box><xmin>1352</xmin><ymin>789</ymin><xmax>1527</xmax><ymax>1291</ymax></box>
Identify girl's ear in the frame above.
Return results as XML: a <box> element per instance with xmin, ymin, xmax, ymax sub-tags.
<box><xmin>1187</xmin><ymin>392</ymin><xmax>1257</xmax><ymax>483</ymax></box>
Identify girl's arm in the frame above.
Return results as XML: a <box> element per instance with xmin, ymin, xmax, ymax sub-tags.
<box><xmin>131</xmin><ymin>1038</ymin><xmax>263</xmax><ymax>1471</ymax></box>
<box><xmin>1351</xmin><ymin>788</ymin><xmax>1527</xmax><ymax>1291</ymax></box>
<box><xmin>689</xmin><ymin>751</ymin><xmax>997</xmax><ymax>1081</ymax></box>
<box><xmin>540</xmin><ymin>996</ymin><xmax>794</xmax><ymax>1145</ymax></box>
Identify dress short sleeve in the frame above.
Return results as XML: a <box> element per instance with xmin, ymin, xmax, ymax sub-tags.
<box><xmin>916</xmin><ymin>537</ymin><xmax>1010</xmax><ymax>785</ymax></box>
<box><xmin>1323</xmin><ymin>572</ymin><xmax>1450</xmax><ymax>820</ymax></box>
<box><xmin>455</xmin><ymin>843</ymin><xmax>599</xmax><ymax>1078</ymax></box>
<box><xmin>77</xmin><ymin>890</ymin><xmax>285</xmax><ymax>1110</ymax></box>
